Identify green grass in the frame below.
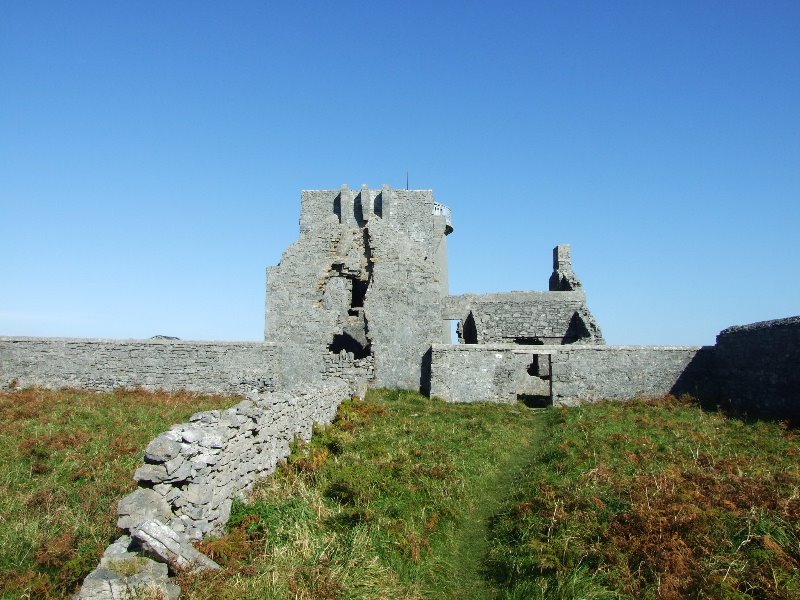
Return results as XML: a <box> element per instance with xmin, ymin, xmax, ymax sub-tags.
<box><xmin>177</xmin><ymin>389</ymin><xmax>545</xmax><ymax>599</ymax></box>
<box><xmin>3</xmin><ymin>388</ymin><xmax>797</xmax><ymax>600</ymax></box>
<box><xmin>0</xmin><ymin>387</ymin><xmax>240</xmax><ymax>599</ymax></box>
<box><xmin>484</xmin><ymin>396</ymin><xmax>800</xmax><ymax>600</ymax></box>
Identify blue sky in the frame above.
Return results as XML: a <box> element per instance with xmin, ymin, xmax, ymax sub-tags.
<box><xmin>1</xmin><ymin>2</ymin><xmax>798</xmax><ymax>345</ymax></box>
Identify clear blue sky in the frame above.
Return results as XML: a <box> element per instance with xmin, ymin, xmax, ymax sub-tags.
<box><xmin>1</xmin><ymin>2</ymin><xmax>798</xmax><ymax>345</ymax></box>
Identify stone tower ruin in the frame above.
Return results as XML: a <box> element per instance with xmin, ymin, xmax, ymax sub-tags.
<box><xmin>265</xmin><ymin>185</ymin><xmax>453</xmax><ymax>390</ymax></box>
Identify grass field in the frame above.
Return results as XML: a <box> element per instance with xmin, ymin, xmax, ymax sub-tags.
<box><xmin>179</xmin><ymin>389</ymin><xmax>545</xmax><ymax>599</ymax></box>
<box><xmin>0</xmin><ymin>388</ymin><xmax>240</xmax><ymax>599</ymax></box>
<box><xmin>485</xmin><ymin>396</ymin><xmax>800</xmax><ymax>599</ymax></box>
<box><xmin>1</xmin><ymin>388</ymin><xmax>797</xmax><ymax>599</ymax></box>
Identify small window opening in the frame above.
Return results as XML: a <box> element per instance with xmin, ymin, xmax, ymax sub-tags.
<box><xmin>333</xmin><ymin>194</ymin><xmax>342</xmax><ymax>222</ymax></box>
<box><xmin>328</xmin><ymin>333</ymin><xmax>370</xmax><ymax>359</ymax></box>
<box><xmin>449</xmin><ymin>320</ymin><xmax>460</xmax><ymax>344</ymax></box>
<box><xmin>351</xmin><ymin>280</ymin><xmax>368</xmax><ymax>308</ymax></box>
<box><xmin>461</xmin><ymin>312</ymin><xmax>478</xmax><ymax>344</ymax></box>
<box><xmin>526</xmin><ymin>355</ymin><xmax>550</xmax><ymax>379</ymax></box>
<box><xmin>563</xmin><ymin>311</ymin><xmax>590</xmax><ymax>344</ymax></box>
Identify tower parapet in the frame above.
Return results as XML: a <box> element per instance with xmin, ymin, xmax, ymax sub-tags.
<box><xmin>299</xmin><ymin>185</ymin><xmax>453</xmax><ymax>237</ymax></box>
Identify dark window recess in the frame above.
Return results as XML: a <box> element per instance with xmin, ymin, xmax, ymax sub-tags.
<box><xmin>333</xmin><ymin>194</ymin><xmax>342</xmax><ymax>222</ymax></box>
<box><xmin>462</xmin><ymin>312</ymin><xmax>478</xmax><ymax>344</ymax></box>
<box><xmin>517</xmin><ymin>394</ymin><xmax>552</xmax><ymax>408</ymax></box>
<box><xmin>527</xmin><ymin>356</ymin><xmax>540</xmax><ymax>376</ymax></box>
<box><xmin>514</xmin><ymin>336</ymin><xmax>543</xmax><ymax>345</ymax></box>
<box><xmin>355</xmin><ymin>193</ymin><xmax>368</xmax><ymax>227</ymax></box>
<box><xmin>328</xmin><ymin>333</ymin><xmax>370</xmax><ymax>359</ymax></box>
<box><xmin>526</xmin><ymin>355</ymin><xmax>550</xmax><ymax>379</ymax></box>
<box><xmin>351</xmin><ymin>280</ymin><xmax>368</xmax><ymax>308</ymax></box>
<box><xmin>563</xmin><ymin>311</ymin><xmax>590</xmax><ymax>344</ymax></box>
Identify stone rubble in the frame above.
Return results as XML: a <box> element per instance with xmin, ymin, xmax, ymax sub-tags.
<box><xmin>132</xmin><ymin>520</ymin><xmax>220</xmax><ymax>572</ymax></box>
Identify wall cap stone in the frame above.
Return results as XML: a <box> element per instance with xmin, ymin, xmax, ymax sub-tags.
<box><xmin>0</xmin><ymin>336</ymin><xmax>278</xmax><ymax>346</ymax></box>
<box><xmin>431</xmin><ymin>343</ymin><xmax>709</xmax><ymax>352</ymax></box>
<box><xmin>718</xmin><ymin>315</ymin><xmax>800</xmax><ymax>337</ymax></box>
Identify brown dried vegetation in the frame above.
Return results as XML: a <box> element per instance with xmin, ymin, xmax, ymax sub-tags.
<box><xmin>487</xmin><ymin>396</ymin><xmax>800</xmax><ymax>599</ymax></box>
<box><xmin>0</xmin><ymin>387</ymin><xmax>239</xmax><ymax>599</ymax></box>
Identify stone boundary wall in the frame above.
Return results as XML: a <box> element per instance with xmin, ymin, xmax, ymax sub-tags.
<box><xmin>0</xmin><ymin>337</ymin><xmax>281</xmax><ymax>395</ymax></box>
<box><xmin>78</xmin><ymin>380</ymin><xmax>353</xmax><ymax>598</ymax></box>
<box><xmin>550</xmin><ymin>345</ymin><xmax>715</xmax><ymax>406</ymax></box>
<box><xmin>429</xmin><ymin>343</ymin><xmax>715</xmax><ymax>405</ymax></box>
<box><xmin>715</xmin><ymin>316</ymin><xmax>800</xmax><ymax>420</ymax></box>
<box><xmin>429</xmin><ymin>343</ymin><xmax>553</xmax><ymax>403</ymax></box>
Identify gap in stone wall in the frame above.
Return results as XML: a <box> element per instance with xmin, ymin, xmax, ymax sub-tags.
<box><xmin>517</xmin><ymin>394</ymin><xmax>551</xmax><ymax>408</ymax></box>
<box><xmin>462</xmin><ymin>312</ymin><xmax>478</xmax><ymax>344</ymax></box>
<box><xmin>563</xmin><ymin>311</ymin><xmax>590</xmax><ymax>343</ymax></box>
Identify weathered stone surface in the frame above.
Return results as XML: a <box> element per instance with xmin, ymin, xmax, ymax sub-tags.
<box><xmin>0</xmin><ymin>339</ymin><xmax>281</xmax><ymax>394</ymax></box>
<box><xmin>144</xmin><ymin>433</ymin><xmax>182</xmax><ymax>463</ymax></box>
<box><xmin>549</xmin><ymin>244</ymin><xmax>583</xmax><ymax>291</ymax></box>
<box><xmin>444</xmin><ymin>290</ymin><xmax>603</xmax><ymax>346</ymax></box>
<box><xmin>76</xmin><ymin>551</ymin><xmax>179</xmax><ymax>600</ymax></box>
<box><xmin>133</xmin><ymin>464</ymin><xmax>169</xmax><ymax>484</ymax></box>
<box><xmin>716</xmin><ymin>316</ymin><xmax>800</xmax><ymax>420</ymax></box>
<box><xmin>548</xmin><ymin>345</ymin><xmax>715</xmax><ymax>406</ymax></box>
<box><xmin>117</xmin><ymin>488</ymin><xmax>173</xmax><ymax>531</ymax></box>
<box><xmin>430</xmin><ymin>343</ymin><xmax>714</xmax><ymax>405</ymax></box>
<box><xmin>131</xmin><ymin>519</ymin><xmax>220</xmax><ymax>572</ymax></box>
<box><xmin>265</xmin><ymin>186</ymin><xmax>450</xmax><ymax>392</ymax></box>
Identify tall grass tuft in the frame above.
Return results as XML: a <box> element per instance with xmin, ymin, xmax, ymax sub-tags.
<box><xmin>0</xmin><ymin>387</ymin><xmax>239</xmax><ymax>599</ymax></box>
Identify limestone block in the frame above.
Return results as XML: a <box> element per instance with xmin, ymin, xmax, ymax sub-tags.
<box><xmin>133</xmin><ymin>464</ymin><xmax>169</xmax><ymax>484</ymax></box>
<box><xmin>163</xmin><ymin>460</ymin><xmax>192</xmax><ymax>483</ymax></box>
<box><xmin>131</xmin><ymin>519</ymin><xmax>220</xmax><ymax>572</ymax></box>
<box><xmin>144</xmin><ymin>433</ymin><xmax>182</xmax><ymax>464</ymax></box>
<box><xmin>76</xmin><ymin>560</ymin><xmax>179</xmax><ymax>600</ymax></box>
<box><xmin>117</xmin><ymin>488</ymin><xmax>174</xmax><ymax>531</ymax></box>
<box><xmin>199</xmin><ymin>431</ymin><xmax>225</xmax><ymax>449</ymax></box>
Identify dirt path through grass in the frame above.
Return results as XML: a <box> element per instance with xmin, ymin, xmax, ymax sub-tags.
<box><xmin>434</xmin><ymin>409</ymin><xmax>545</xmax><ymax>599</ymax></box>
<box><xmin>182</xmin><ymin>391</ymin><xmax>547</xmax><ymax>600</ymax></box>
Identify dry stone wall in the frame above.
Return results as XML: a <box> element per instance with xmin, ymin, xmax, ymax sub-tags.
<box><xmin>78</xmin><ymin>380</ymin><xmax>352</xmax><ymax>599</ymax></box>
<box><xmin>715</xmin><ymin>316</ymin><xmax>800</xmax><ymax>420</ymax></box>
<box><xmin>0</xmin><ymin>337</ymin><xmax>281</xmax><ymax>394</ymax></box>
<box><xmin>550</xmin><ymin>345</ymin><xmax>715</xmax><ymax>406</ymax></box>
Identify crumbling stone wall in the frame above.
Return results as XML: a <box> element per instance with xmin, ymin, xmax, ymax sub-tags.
<box><xmin>0</xmin><ymin>337</ymin><xmax>281</xmax><ymax>394</ymax></box>
<box><xmin>442</xmin><ymin>244</ymin><xmax>603</xmax><ymax>346</ymax></box>
<box><xmin>715</xmin><ymin>316</ymin><xmax>800</xmax><ymax>420</ymax></box>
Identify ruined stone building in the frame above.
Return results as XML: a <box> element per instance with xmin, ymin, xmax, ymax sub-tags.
<box><xmin>264</xmin><ymin>185</ymin><xmax>604</xmax><ymax>398</ymax></box>
<box><xmin>1</xmin><ymin>185</ymin><xmax>796</xmax><ymax>414</ymax></box>
<box><xmin>265</xmin><ymin>185</ymin><xmax>451</xmax><ymax>391</ymax></box>
<box><xmin>3</xmin><ymin>185</ymin><xmax>796</xmax><ymax>599</ymax></box>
